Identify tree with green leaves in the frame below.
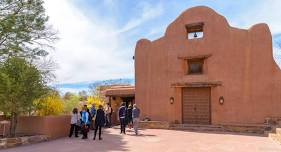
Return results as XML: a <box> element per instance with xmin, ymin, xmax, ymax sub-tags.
<box><xmin>0</xmin><ymin>0</ymin><xmax>57</xmax><ymax>60</ymax></box>
<box><xmin>63</xmin><ymin>93</ymin><xmax>80</xmax><ymax>113</ymax></box>
<box><xmin>0</xmin><ymin>57</ymin><xmax>48</xmax><ymax>137</ymax></box>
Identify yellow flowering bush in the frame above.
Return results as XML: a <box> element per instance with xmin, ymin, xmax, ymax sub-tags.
<box><xmin>86</xmin><ymin>96</ymin><xmax>105</xmax><ymax>109</ymax></box>
<box><xmin>34</xmin><ymin>95</ymin><xmax>64</xmax><ymax>116</ymax></box>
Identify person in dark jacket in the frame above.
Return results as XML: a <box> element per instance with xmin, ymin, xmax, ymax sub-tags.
<box><xmin>93</xmin><ymin>105</ymin><xmax>105</xmax><ymax>140</ymax></box>
<box><xmin>126</xmin><ymin>105</ymin><xmax>133</xmax><ymax>128</ymax></box>
<box><xmin>118</xmin><ymin>102</ymin><xmax>127</xmax><ymax>134</ymax></box>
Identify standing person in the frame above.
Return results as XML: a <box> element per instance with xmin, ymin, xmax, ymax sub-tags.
<box><xmin>69</xmin><ymin>108</ymin><xmax>80</xmax><ymax>138</ymax></box>
<box><xmin>104</xmin><ymin>103</ymin><xmax>112</xmax><ymax>127</ymax></box>
<box><xmin>81</xmin><ymin>106</ymin><xmax>90</xmax><ymax>139</ymax></box>
<box><xmin>126</xmin><ymin>105</ymin><xmax>133</xmax><ymax>129</ymax></box>
<box><xmin>90</xmin><ymin>104</ymin><xmax>96</xmax><ymax>129</ymax></box>
<box><xmin>132</xmin><ymin>104</ymin><xmax>141</xmax><ymax>135</ymax></box>
<box><xmin>87</xmin><ymin>109</ymin><xmax>91</xmax><ymax>125</ymax></box>
<box><xmin>90</xmin><ymin>104</ymin><xmax>96</xmax><ymax>117</ymax></box>
<box><xmin>93</xmin><ymin>105</ymin><xmax>105</xmax><ymax>140</ymax></box>
<box><xmin>118</xmin><ymin>102</ymin><xmax>127</xmax><ymax>134</ymax></box>
<box><xmin>108</xmin><ymin>104</ymin><xmax>113</xmax><ymax>127</ymax></box>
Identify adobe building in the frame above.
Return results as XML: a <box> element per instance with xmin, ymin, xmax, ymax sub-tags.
<box><xmin>105</xmin><ymin>85</ymin><xmax>135</xmax><ymax>124</ymax></box>
<box><xmin>134</xmin><ymin>6</ymin><xmax>281</xmax><ymax>125</ymax></box>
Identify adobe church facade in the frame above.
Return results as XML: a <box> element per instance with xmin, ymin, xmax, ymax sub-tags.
<box><xmin>134</xmin><ymin>6</ymin><xmax>281</xmax><ymax>125</ymax></box>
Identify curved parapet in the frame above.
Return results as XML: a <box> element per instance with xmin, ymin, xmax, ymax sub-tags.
<box><xmin>164</xmin><ymin>6</ymin><xmax>230</xmax><ymax>38</ymax></box>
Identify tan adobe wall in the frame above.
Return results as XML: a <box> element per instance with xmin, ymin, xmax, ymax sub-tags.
<box><xmin>16</xmin><ymin>115</ymin><xmax>71</xmax><ymax>139</ymax></box>
<box><xmin>135</xmin><ymin>6</ymin><xmax>281</xmax><ymax>124</ymax></box>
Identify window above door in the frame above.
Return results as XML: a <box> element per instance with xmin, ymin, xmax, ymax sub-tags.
<box><xmin>187</xmin><ymin>58</ymin><xmax>204</xmax><ymax>75</ymax></box>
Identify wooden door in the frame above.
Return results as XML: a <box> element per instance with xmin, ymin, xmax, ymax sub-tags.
<box><xmin>182</xmin><ymin>87</ymin><xmax>211</xmax><ymax>124</ymax></box>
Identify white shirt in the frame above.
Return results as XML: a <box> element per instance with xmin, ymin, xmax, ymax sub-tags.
<box><xmin>70</xmin><ymin>113</ymin><xmax>80</xmax><ymax>124</ymax></box>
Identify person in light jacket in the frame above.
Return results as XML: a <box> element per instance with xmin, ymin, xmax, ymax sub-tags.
<box><xmin>132</xmin><ymin>104</ymin><xmax>141</xmax><ymax>135</ymax></box>
<box><xmin>69</xmin><ymin>108</ymin><xmax>80</xmax><ymax>138</ymax></box>
<box><xmin>104</xmin><ymin>103</ymin><xmax>112</xmax><ymax>128</ymax></box>
<box><xmin>93</xmin><ymin>105</ymin><xmax>105</xmax><ymax>140</ymax></box>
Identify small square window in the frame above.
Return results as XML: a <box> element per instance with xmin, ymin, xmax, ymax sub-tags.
<box><xmin>187</xmin><ymin>59</ymin><xmax>204</xmax><ymax>74</ymax></box>
<box><xmin>186</xmin><ymin>23</ymin><xmax>204</xmax><ymax>39</ymax></box>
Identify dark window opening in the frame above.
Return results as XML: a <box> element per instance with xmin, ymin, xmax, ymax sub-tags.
<box><xmin>187</xmin><ymin>59</ymin><xmax>204</xmax><ymax>74</ymax></box>
<box><xmin>186</xmin><ymin>22</ymin><xmax>204</xmax><ymax>39</ymax></box>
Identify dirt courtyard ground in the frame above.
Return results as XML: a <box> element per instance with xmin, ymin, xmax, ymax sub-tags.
<box><xmin>2</xmin><ymin>128</ymin><xmax>281</xmax><ymax>152</ymax></box>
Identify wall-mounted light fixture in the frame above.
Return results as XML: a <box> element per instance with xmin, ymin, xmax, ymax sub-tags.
<box><xmin>170</xmin><ymin>97</ymin><xmax>174</xmax><ymax>104</ymax></box>
<box><xmin>219</xmin><ymin>96</ymin><xmax>224</xmax><ymax>105</ymax></box>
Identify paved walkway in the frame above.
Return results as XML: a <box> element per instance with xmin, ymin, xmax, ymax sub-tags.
<box><xmin>2</xmin><ymin>128</ymin><xmax>281</xmax><ymax>152</ymax></box>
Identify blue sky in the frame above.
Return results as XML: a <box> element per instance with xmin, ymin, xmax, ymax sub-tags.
<box><xmin>43</xmin><ymin>0</ymin><xmax>281</xmax><ymax>93</ymax></box>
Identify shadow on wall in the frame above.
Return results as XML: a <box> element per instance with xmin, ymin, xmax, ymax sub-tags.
<box><xmin>1</xmin><ymin>129</ymin><xmax>129</xmax><ymax>152</ymax></box>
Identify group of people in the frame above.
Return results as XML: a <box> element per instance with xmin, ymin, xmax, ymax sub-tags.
<box><xmin>118</xmin><ymin>103</ymin><xmax>141</xmax><ymax>135</ymax></box>
<box><xmin>68</xmin><ymin>102</ymin><xmax>141</xmax><ymax>141</ymax></box>
<box><xmin>69</xmin><ymin>103</ymin><xmax>112</xmax><ymax>140</ymax></box>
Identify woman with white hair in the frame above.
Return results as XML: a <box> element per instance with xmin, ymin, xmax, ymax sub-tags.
<box><xmin>132</xmin><ymin>104</ymin><xmax>141</xmax><ymax>135</ymax></box>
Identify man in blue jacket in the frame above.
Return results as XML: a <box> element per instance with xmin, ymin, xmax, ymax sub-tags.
<box><xmin>118</xmin><ymin>102</ymin><xmax>127</xmax><ymax>134</ymax></box>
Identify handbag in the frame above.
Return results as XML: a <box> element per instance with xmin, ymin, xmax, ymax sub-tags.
<box><xmin>82</xmin><ymin>124</ymin><xmax>89</xmax><ymax>132</ymax></box>
<box><xmin>128</xmin><ymin>123</ymin><xmax>132</xmax><ymax>129</ymax></box>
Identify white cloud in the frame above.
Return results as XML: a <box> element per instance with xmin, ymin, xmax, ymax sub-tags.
<box><xmin>44</xmin><ymin>0</ymin><xmax>132</xmax><ymax>84</ymax></box>
<box><xmin>230</xmin><ymin>0</ymin><xmax>281</xmax><ymax>34</ymax></box>
<box><xmin>116</xmin><ymin>2</ymin><xmax>164</xmax><ymax>34</ymax></box>
<box><xmin>43</xmin><ymin>0</ymin><xmax>162</xmax><ymax>84</ymax></box>
<box><xmin>57</xmin><ymin>87</ymin><xmax>89</xmax><ymax>95</ymax></box>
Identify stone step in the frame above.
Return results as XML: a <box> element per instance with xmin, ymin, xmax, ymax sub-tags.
<box><xmin>276</xmin><ymin>128</ymin><xmax>281</xmax><ymax>135</ymax></box>
<box><xmin>269</xmin><ymin>133</ymin><xmax>281</xmax><ymax>144</ymax></box>
<box><xmin>170</xmin><ymin>123</ymin><xmax>268</xmax><ymax>134</ymax></box>
<box><xmin>169</xmin><ymin>124</ymin><xmax>224</xmax><ymax>132</ymax></box>
<box><xmin>170</xmin><ymin>124</ymin><xmax>222</xmax><ymax>128</ymax></box>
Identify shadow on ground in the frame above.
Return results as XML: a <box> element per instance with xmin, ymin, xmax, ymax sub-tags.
<box><xmin>1</xmin><ymin>128</ymin><xmax>129</xmax><ymax>152</ymax></box>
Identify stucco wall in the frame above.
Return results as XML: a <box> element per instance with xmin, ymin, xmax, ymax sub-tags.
<box><xmin>16</xmin><ymin>115</ymin><xmax>71</xmax><ymax>139</ymax></box>
<box><xmin>135</xmin><ymin>6</ymin><xmax>281</xmax><ymax>124</ymax></box>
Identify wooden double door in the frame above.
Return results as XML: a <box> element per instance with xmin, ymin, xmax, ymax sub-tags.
<box><xmin>182</xmin><ymin>87</ymin><xmax>211</xmax><ymax>124</ymax></box>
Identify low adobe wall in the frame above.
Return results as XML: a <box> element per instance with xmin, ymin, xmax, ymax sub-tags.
<box><xmin>139</xmin><ymin>121</ymin><xmax>170</xmax><ymax>129</ymax></box>
<box><xmin>16</xmin><ymin>115</ymin><xmax>71</xmax><ymax>139</ymax></box>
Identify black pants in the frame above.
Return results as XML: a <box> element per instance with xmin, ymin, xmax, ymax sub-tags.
<box><xmin>69</xmin><ymin>124</ymin><xmax>78</xmax><ymax>137</ymax></box>
<box><xmin>94</xmin><ymin>124</ymin><xmax>102</xmax><ymax>139</ymax></box>
<box><xmin>120</xmin><ymin>118</ymin><xmax>126</xmax><ymax>134</ymax></box>
<box><xmin>82</xmin><ymin>125</ymin><xmax>89</xmax><ymax>139</ymax></box>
